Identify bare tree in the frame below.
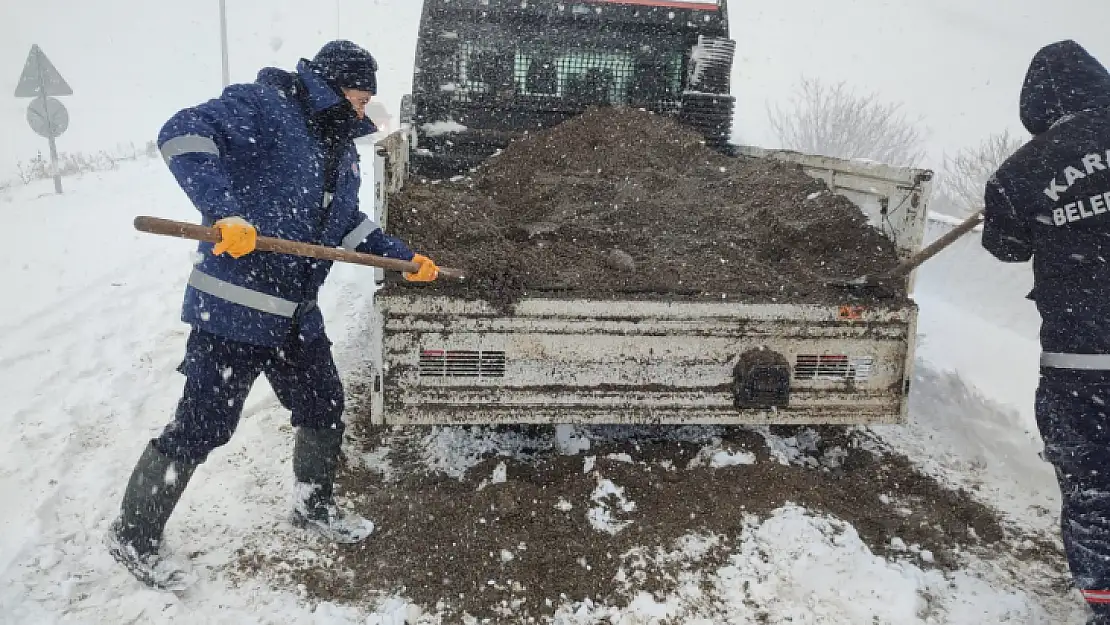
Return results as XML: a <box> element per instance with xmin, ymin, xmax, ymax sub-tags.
<box><xmin>939</xmin><ymin>130</ymin><xmax>1027</xmax><ymax>216</ymax></box>
<box><xmin>767</xmin><ymin>77</ymin><xmax>928</xmax><ymax>168</ymax></box>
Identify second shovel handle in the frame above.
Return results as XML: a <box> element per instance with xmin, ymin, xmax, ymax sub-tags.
<box><xmin>882</xmin><ymin>210</ymin><xmax>984</xmax><ymax>279</ymax></box>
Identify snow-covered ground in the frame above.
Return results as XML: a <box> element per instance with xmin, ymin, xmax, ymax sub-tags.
<box><xmin>0</xmin><ymin>155</ymin><xmax>1090</xmax><ymax>624</ymax></box>
<box><xmin>3</xmin><ymin>0</ymin><xmax>1105</xmax><ymax>621</ymax></box>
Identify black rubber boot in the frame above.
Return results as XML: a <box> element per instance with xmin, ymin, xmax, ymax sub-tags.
<box><xmin>106</xmin><ymin>441</ymin><xmax>199</xmax><ymax>590</ymax></box>
<box><xmin>291</xmin><ymin>425</ymin><xmax>374</xmax><ymax>543</ymax></box>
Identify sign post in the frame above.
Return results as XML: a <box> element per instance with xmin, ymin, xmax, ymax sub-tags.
<box><xmin>15</xmin><ymin>45</ymin><xmax>73</xmax><ymax>194</ymax></box>
<box><xmin>219</xmin><ymin>0</ymin><xmax>230</xmax><ymax>87</ymax></box>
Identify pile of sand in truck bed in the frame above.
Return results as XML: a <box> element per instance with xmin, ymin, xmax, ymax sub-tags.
<box><xmin>385</xmin><ymin>106</ymin><xmax>909</xmax><ymax>311</ymax></box>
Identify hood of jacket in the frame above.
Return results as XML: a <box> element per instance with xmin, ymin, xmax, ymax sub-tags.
<box><xmin>1019</xmin><ymin>39</ymin><xmax>1110</xmax><ymax>135</ymax></box>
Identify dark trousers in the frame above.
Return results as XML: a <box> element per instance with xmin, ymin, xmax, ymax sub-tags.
<box><xmin>153</xmin><ymin>327</ymin><xmax>346</xmax><ymax>463</ymax></box>
<box><xmin>1036</xmin><ymin>369</ymin><xmax>1110</xmax><ymax>617</ymax></box>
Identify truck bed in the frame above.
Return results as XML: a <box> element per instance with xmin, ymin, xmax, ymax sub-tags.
<box><xmin>367</xmin><ymin>130</ymin><xmax>932</xmax><ymax>426</ymax></box>
<box><xmin>380</xmin><ymin>108</ymin><xmax>931</xmax><ymax>312</ymax></box>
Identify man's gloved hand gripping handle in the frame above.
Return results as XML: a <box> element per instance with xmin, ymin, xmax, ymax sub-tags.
<box><xmin>212</xmin><ymin>216</ymin><xmax>257</xmax><ymax>258</ymax></box>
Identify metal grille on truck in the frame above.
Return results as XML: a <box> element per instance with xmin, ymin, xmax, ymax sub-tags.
<box><xmin>419</xmin><ymin>349</ymin><xmax>507</xmax><ymax>378</ymax></box>
<box><xmin>793</xmin><ymin>355</ymin><xmax>873</xmax><ymax>381</ymax></box>
<box><xmin>452</xmin><ymin>42</ymin><xmax>684</xmax><ymax>111</ymax></box>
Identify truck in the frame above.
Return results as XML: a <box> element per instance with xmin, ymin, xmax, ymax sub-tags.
<box><xmin>361</xmin><ymin>0</ymin><xmax>934</xmax><ymax>427</ymax></box>
<box><xmin>404</xmin><ymin>0</ymin><xmax>736</xmax><ymax>178</ymax></box>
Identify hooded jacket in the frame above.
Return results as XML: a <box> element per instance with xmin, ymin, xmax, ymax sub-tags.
<box><xmin>157</xmin><ymin>59</ymin><xmax>413</xmax><ymax>347</ymax></box>
<box><xmin>982</xmin><ymin>40</ymin><xmax>1110</xmax><ymax>354</ymax></box>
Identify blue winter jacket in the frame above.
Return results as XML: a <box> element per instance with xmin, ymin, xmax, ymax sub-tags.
<box><xmin>158</xmin><ymin>60</ymin><xmax>414</xmax><ymax>347</ymax></box>
<box><xmin>982</xmin><ymin>40</ymin><xmax>1110</xmax><ymax>355</ymax></box>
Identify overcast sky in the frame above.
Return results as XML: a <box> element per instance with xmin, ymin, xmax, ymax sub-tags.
<box><xmin>2</xmin><ymin>0</ymin><xmax>1109</xmax><ymax>183</ymax></box>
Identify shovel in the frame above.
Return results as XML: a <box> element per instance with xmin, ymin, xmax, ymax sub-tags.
<box><xmin>829</xmin><ymin>209</ymin><xmax>984</xmax><ymax>289</ymax></box>
<box><xmin>133</xmin><ymin>216</ymin><xmax>466</xmax><ymax>280</ymax></box>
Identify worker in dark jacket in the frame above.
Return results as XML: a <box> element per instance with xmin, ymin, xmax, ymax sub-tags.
<box><xmin>981</xmin><ymin>39</ymin><xmax>1110</xmax><ymax>624</ymax></box>
<box><xmin>106</xmin><ymin>40</ymin><xmax>439</xmax><ymax>589</ymax></box>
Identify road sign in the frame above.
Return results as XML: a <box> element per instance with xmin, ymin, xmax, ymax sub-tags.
<box><xmin>15</xmin><ymin>45</ymin><xmax>72</xmax><ymax>98</ymax></box>
<box><xmin>27</xmin><ymin>97</ymin><xmax>69</xmax><ymax>138</ymax></box>
<box><xmin>16</xmin><ymin>45</ymin><xmax>71</xmax><ymax>193</ymax></box>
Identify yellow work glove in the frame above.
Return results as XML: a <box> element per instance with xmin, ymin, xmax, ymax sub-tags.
<box><xmin>212</xmin><ymin>216</ymin><xmax>257</xmax><ymax>259</ymax></box>
<box><xmin>404</xmin><ymin>253</ymin><xmax>439</xmax><ymax>282</ymax></box>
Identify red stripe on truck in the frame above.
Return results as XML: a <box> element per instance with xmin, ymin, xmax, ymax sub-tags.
<box><xmin>583</xmin><ymin>0</ymin><xmax>720</xmax><ymax>10</ymax></box>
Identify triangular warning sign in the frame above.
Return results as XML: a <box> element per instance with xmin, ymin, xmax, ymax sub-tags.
<box><xmin>14</xmin><ymin>45</ymin><xmax>72</xmax><ymax>98</ymax></box>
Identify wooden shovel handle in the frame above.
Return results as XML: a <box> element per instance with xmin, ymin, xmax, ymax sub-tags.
<box><xmin>881</xmin><ymin>209</ymin><xmax>984</xmax><ymax>279</ymax></box>
<box><xmin>133</xmin><ymin>216</ymin><xmax>464</xmax><ymax>279</ymax></box>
